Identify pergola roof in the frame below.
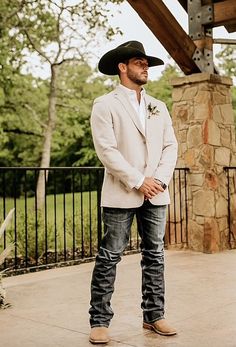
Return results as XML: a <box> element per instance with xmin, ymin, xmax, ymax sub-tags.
<box><xmin>127</xmin><ymin>0</ymin><xmax>236</xmax><ymax>75</ymax></box>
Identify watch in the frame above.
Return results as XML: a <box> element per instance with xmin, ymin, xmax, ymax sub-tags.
<box><xmin>155</xmin><ymin>179</ymin><xmax>167</xmax><ymax>190</ymax></box>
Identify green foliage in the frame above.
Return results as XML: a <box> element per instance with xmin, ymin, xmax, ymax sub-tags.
<box><xmin>0</xmin><ymin>0</ymin><xmax>124</xmax><ymax>167</ymax></box>
<box><xmin>52</xmin><ymin>62</ymin><xmax>112</xmax><ymax>167</ymax></box>
<box><xmin>0</xmin><ymin>1</ymin><xmax>25</xmax><ymax>83</ymax></box>
<box><xmin>0</xmin><ymin>74</ymin><xmax>48</xmax><ymax>166</ymax></box>
<box><xmin>216</xmin><ymin>45</ymin><xmax>236</xmax><ymax>125</ymax></box>
<box><xmin>232</xmin><ymin>87</ymin><xmax>236</xmax><ymax>125</ymax></box>
<box><xmin>0</xmin><ymin>1</ymin><xmax>26</xmax><ymax>128</ymax></box>
<box><xmin>0</xmin><ymin>62</ymin><xmax>114</xmax><ymax>167</ymax></box>
<box><xmin>146</xmin><ymin>64</ymin><xmax>181</xmax><ymax>111</ymax></box>
<box><xmin>7</xmin><ymin>210</ymin><xmax>52</xmax><ymax>261</ymax></box>
<box><xmin>216</xmin><ymin>45</ymin><xmax>236</xmax><ymax>77</ymax></box>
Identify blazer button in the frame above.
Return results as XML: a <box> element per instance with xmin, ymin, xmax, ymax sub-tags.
<box><xmin>144</xmin><ymin>163</ymin><xmax>147</xmax><ymax>168</ymax></box>
<box><xmin>143</xmin><ymin>139</ymin><xmax>146</xmax><ymax>144</ymax></box>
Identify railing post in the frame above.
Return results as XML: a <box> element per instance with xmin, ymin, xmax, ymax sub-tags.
<box><xmin>96</xmin><ymin>169</ymin><xmax>103</xmax><ymax>250</ymax></box>
<box><xmin>224</xmin><ymin>167</ymin><xmax>236</xmax><ymax>249</ymax></box>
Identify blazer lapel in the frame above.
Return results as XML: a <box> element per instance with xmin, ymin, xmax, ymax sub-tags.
<box><xmin>114</xmin><ymin>86</ymin><xmax>146</xmax><ymax>138</ymax></box>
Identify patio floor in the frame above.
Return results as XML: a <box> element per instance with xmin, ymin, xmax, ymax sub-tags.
<box><xmin>1</xmin><ymin>249</ymin><xmax>236</xmax><ymax>347</ymax></box>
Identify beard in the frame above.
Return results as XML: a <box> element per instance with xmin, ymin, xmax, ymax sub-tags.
<box><xmin>126</xmin><ymin>67</ymin><xmax>148</xmax><ymax>85</ymax></box>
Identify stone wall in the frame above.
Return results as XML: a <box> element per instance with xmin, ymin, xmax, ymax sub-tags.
<box><xmin>171</xmin><ymin>73</ymin><xmax>236</xmax><ymax>253</ymax></box>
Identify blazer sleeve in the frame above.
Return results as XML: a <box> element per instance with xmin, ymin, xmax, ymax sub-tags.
<box><xmin>90</xmin><ymin>98</ymin><xmax>144</xmax><ymax>191</ymax></box>
<box><xmin>154</xmin><ymin>103</ymin><xmax>178</xmax><ymax>185</ymax></box>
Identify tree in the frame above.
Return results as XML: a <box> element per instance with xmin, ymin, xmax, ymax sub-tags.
<box><xmin>216</xmin><ymin>45</ymin><xmax>236</xmax><ymax>124</ymax></box>
<box><xmin>4</xmin><ymin>0</ymin><xmax>123</xmax><ymax>206</ymax></box>
<box><xmin>216</xmin><ymin>45</ymin><xmax>236</xmax><ymax>77</ymax></box>
<box><xmin>0</xmin><ymin>73</ymin><xmax>48</xmax><ymax>167</ymax></box>
<box><xmin>52</xmin><ymin>61</ymin><xmax>113</xmax><ymax>167</ymax></box>
<box><xmin>0</xmin><ymin>1</ymin><xmax>28</xmax><ymax>154</ymax></box>
<box><xmin>0</xmin><ymin>1</ymin><xmax>25</xmax><ymax>86</ymax></box>
<box><xmin>146</xmin><ymin>64</ymin><xmax>181</xmax><ymax>111</ymax></box>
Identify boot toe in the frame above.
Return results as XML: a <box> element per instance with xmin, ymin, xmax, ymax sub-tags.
<box><xmin>89</xmin><ymin>327</ymin><xmax>110</xmax><ymax>344</ymax></box>
<box><xmin>143</xmin><ymin>319</ymin><xmax>177</xmax><ymax>336</ymax></box>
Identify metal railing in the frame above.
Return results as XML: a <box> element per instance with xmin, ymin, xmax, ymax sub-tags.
<box><xmin>224</xmin><ymin>167</ymin><xmax>236</xmax><ymax>248</ymax></box>
<box><xmin>0</xmin><ymin>167</ymin><xmax>189</xmax><ymax>275</ymax></box>
<box><xmin>165</xmin><ymin>168</ymin><xmax>189</xmax><ymax>247</ymax></box>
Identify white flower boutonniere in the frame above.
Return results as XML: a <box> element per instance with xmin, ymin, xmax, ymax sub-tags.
<box><xmin>147</xmin><ymin>103</ymin><xmax>160</xmax><ymax>119</ymax></box>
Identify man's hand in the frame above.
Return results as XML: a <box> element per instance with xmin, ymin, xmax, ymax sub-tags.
<box><xmin>138</xmin><ymin>177</ymin><xmax>164</xmax><ymax>200</ymax></box>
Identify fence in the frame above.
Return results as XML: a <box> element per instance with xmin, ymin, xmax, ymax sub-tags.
<box><xmin>165</xmin><ymin>168</ymin><xmax>189</xmax><ymax>247</ymax></box>
<box><xmin>224</xmin><ymin>167</ymin><xmax>236</xmax><ymax>248</ymax></box>
<box><xmin>0</xmin><ymin>167</ymin><xmax>189</xmax><ymax>275</ymax></box>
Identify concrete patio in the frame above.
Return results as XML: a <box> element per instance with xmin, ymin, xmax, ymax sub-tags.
<box><xmin>0</xmin><ymin>249</ymin><xmax>236</xmax><ymax>347</ymax></box>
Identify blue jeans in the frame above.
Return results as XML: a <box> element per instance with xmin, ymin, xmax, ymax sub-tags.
<box><xmin>89</xmin><ymin>200</ymin><xmax>167</xmax><ymax>327</ymax></box>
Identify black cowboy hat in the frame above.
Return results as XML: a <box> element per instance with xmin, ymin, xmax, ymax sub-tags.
<box><xmin>98</xmin><ymin>40</ymin><xmax>164</xmax><ymax>75</ymax></box>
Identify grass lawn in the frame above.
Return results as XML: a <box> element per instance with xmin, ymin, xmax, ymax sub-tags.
<box><xmin>0</xmin><ymin>191</ymin><xmax>139</xmax><ymax>261</ymax></box>
<box><xmin>0</xmin><ymin>191</ymin><xmax>100</xmax><ymax>258</ymax></box>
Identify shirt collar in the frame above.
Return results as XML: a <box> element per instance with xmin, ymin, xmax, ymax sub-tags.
<box><xmin>119</xmin><ymin>84</ymin><xmax>146</xmax><ymax>98</ymax></box>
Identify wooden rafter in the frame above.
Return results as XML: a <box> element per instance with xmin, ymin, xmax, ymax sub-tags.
<box><xmin>127</xmin><ymin>0</ymin><xmax>201</xmax><ymax>75</ymax></box>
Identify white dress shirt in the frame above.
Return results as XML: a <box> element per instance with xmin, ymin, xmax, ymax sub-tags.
<box><xmin>119</xmin><ymin>84</ymin><xmax>146</xmax><ymax>189</ymax></box>
<box><xmin>119</xmin><ymin>84</ymin><xmax>146</xmax><ymax>131</ymax></box>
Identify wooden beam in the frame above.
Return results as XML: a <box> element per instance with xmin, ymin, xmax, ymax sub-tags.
<box><xmin>213</xmin><ymin>0</ymin><xmax>236</xmax><ymax>28</ymax></box>
<box><xmin>127</xmin><ymin>0</ymin><xmax>200</xmax><ymax>75</ymax></box>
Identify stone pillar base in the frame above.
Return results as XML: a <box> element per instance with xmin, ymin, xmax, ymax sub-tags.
<box><xmin>171</xmin><ymin>73</ymin><xmax>236</xmax><ymax>253</ymax></box>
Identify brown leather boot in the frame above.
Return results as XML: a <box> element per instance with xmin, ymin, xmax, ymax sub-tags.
<box><xmin>89</xmin><ymin>327</ymin><xmax>110</xmax><ymax>344</ymax></box>
<box><xmin>143</xmin><ymin>319</ymin><xmax>177</xmax><ymax>336</ymax></box>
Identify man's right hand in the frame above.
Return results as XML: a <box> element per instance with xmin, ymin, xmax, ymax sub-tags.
<box><xmin>138</xmin><ymin>177</ymin><xmax>164</xmax><ymax>200</ymax></box>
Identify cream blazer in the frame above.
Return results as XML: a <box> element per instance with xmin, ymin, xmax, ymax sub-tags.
<box><xmin>90</xmin><ymin>85</ymin><xmax>178</xmax><ymax>208</ymax></box>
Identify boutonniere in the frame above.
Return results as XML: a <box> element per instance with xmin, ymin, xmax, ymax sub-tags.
<box><xmin>147</xmin><ymin>103</ymin><xmax>160</xmax><ymax>118</ymax></box>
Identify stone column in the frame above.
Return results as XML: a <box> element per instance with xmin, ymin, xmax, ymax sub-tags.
<box><xmin>171</xmin><ymin>73</ymin><xmax>236</xmax><ymax>253</ymax></box>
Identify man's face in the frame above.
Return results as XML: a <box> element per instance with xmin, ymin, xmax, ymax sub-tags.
<box><xmin>125</xmin><ymin>57</ymin><xmax>149</xmax><ymax>85</ymax></box>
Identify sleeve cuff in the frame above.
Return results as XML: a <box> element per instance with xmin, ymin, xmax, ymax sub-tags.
<box><xmin>135</xmin><ymin>176</ymin><xmax>145</xmax><ymax>189</ymax></box>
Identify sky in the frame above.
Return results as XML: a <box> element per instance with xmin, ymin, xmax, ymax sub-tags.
<box><xmin>24</xmin><ymin>0</ymin><xmax>236</xmax><ymax>80</ymax></box>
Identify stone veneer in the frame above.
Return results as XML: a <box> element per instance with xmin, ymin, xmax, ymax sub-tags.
<box><xmin>171</xmin><ymin>73</ymin><xmax>236</xmax><ymax>253</ymax></box>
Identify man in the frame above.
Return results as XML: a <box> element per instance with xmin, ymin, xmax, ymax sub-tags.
<box><xmin>89</xmin><ymin>41</ymin><xmax>178</xmax><ymax>344</ymax></box>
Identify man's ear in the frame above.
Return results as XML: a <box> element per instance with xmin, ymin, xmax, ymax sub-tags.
<box><xmin>118</xmin><ymin>62</ymin><xmax>127</xmax><ymax>73</ymax></box>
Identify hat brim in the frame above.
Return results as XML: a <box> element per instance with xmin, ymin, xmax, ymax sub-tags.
<box><xmin>98</xmin><ymin>46</ymin><xmax>164</xmax><ymax>75</ymax></box>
